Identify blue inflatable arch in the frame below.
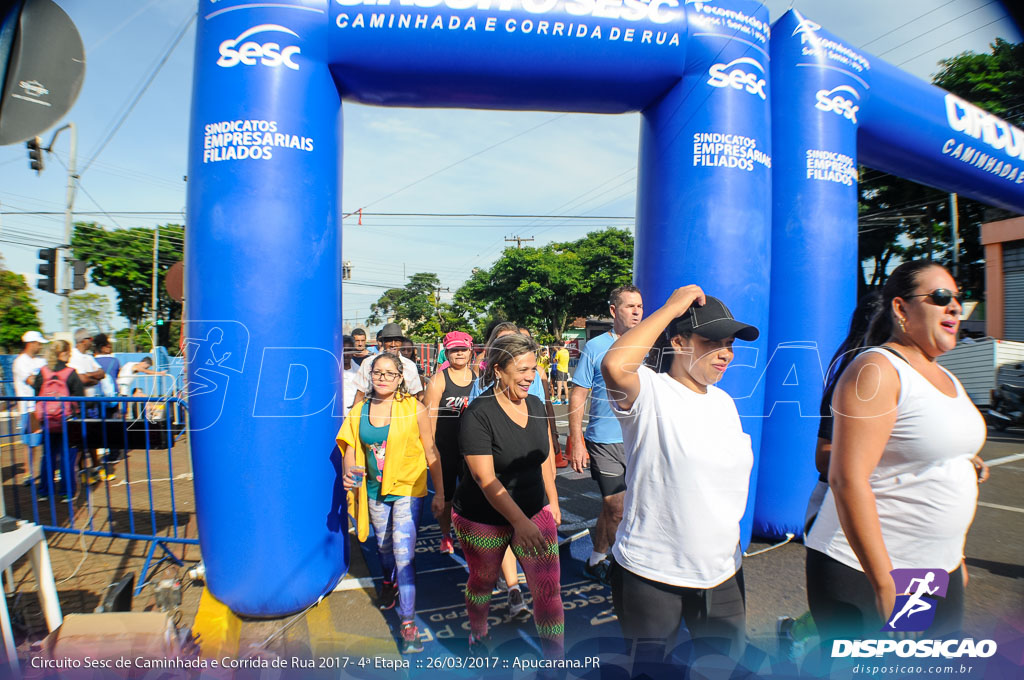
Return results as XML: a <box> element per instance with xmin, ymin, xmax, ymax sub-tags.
<box><xmin>188</xmin><ymin>0</ymin><xmax>772</xmax><ymax>616</ymax></box>
<box><xmin>187</xmin><ymin>0</ymin><xmax>1024</xmax><ymax>615</ymax></box>
<box><xmin>756</xmin><ymin>9</ymin><xmax>1024</xmax><ymax>541</ymax></box>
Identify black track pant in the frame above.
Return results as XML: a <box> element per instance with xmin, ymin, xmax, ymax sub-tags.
<box><xmin>611</xmin><ymin>562</ymin><xmax>746</xmax><ymax>660</ymax></box>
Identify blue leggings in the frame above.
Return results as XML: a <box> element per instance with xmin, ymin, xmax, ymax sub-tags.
<box><xmin>367</xmin><ymin>495</ymin><xmax>424</xmax><ymax>621</ymax></box>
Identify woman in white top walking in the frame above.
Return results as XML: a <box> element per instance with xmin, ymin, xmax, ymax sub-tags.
<box><xmin>805</xmin><ymin>260</ymin><xmax>989</xmax><ymax>641</ymax></box>
<box><xmin>601</xmin><ymin>285</ymin><xmax>759</xmax><ymax>661</ymax></box>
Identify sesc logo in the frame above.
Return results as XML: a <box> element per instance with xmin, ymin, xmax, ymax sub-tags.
<box><xmin>815</xmin><ymin>85</ymin><xmax>860</xmax><ymax>124</ymax></box>
<box><xmin>217</xmin><ymin>24</ymin><xmax>301</xmax><ymax>71</ymax></box>
<box><xmin>707</xmin><ymin>57</ymin><xmax>766</xmax><ymax>100</ymax></box>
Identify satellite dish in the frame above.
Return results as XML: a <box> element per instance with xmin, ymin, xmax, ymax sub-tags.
<box><xmin>0</xmin><ymin>0</ymin><xmax>85</xmax><ymax>145</ymax></box>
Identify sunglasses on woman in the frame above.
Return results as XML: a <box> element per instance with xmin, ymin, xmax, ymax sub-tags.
<box><xmin>904</xmin><ymin>288</ymin><xmax>963</xmax><ymax>306</ymax></box>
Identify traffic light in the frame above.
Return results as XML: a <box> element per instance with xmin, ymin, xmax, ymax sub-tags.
<box><xmin>26</xmin><ymin>137</ymin><xmax>44</xmax><ymax>174</ymax></box>
<box><xmin>72</xmin><ymin>260</ymin><xmax>88</xmax><ymax>290</ymax></box>
<box><xmin>37</xmin><ymin>248</ymin><xmax>57</xmax><ymax>293</ymax></box>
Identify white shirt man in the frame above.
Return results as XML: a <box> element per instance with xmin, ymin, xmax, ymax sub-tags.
<box><xmin>68</xmin><ymin>329</ymin><xmax>104</xmax><ymax>397</ymax></box>
<box><xmin>351</xmin><ymin>324</ymin><xmax>424</xmax><ymax>402</ymax></box>
<box><xmin>13</xmin><ymin>331</ymin><xmax>47</xmax><ymax>415</ymax></box>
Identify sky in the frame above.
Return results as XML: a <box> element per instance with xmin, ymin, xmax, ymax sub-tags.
<box><xmin>0</xmin><ymin>0</ymin><xmax>1021</xmax><ymax>336</ymax></box>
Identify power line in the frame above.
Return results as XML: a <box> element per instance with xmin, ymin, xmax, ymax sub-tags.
<box><xmin>1</xmin><ymin>211</ymin><xmax>185</xmax><ymax>217</ymax></box>
<box><xmin>81</xmin><ymin>12</ymin><xmax>196</xmax><ymax>176</ymax></box>
<box><xmin>858</xmin><ymin>0</ymin><xmax>960</xmax><ymax>49</ymax></box>
<box><xmin>876</xmin><ymin>0</ymin><xmax>997</xmax><ymax>57</ymax></box>
<box><xmin>345</xmin><ymin>114</ymin><xmax>568</xmax><ymax>216</ymax></box>
<box><xmin>898</xmin><ymin>16</ymin><xmax>1008</xmax><ymax>67</ymax></box>
<box><xmin>2</xmin><ymin>210</ymin><xmax>626</xmax><ymax>219</ymax></box>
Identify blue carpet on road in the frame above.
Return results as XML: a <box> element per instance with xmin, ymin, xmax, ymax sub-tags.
<box><xmin>355</xmin><ymin>504</ymin><xmax>627</xmax><ymax>677</ymax></box>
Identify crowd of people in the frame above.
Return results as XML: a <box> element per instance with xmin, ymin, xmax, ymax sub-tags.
<box><xmin>336</xmin><ymin>262</ymin><xmax>990</xmax><ymax>665</ymax></box>
<box><xmin>8</xmin><ymin>260</ymin><xmax>990</xmax><ymax>665</ymax></box>
<box><xmin>11</xmin><ymin>329</ymin><xmax>169</xmax><ymax>498</ymax></box>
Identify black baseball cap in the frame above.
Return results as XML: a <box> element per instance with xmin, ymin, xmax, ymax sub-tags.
<box><xmin>667</xmin><ymin>296</ymin><xmax>759</xmax><ymax>342</ymax></box>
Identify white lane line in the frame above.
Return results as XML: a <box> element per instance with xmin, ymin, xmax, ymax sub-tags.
<box><xmin>977</xmin><ymin>501</ymin><xmax>1024</xmax><ymax>514</ymax></box>
<box><xmin>333</xmin><ymin>576</ymin><xmax>376</xmax><ymax>591</ymax></box>
<box><xmin>985</xmin><ymin>452</ymin><xmax>1024</xmax><ymax>467</ymax></box>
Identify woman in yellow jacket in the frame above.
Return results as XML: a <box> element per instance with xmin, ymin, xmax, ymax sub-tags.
<box><xmin>338</xmin><ymin>352</ymin><xmax>445</xmax><ymax>654</ymax></box>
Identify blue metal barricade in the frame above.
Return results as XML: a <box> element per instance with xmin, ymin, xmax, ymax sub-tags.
<box><xmin>0</xmin><ymin>394</ymin><xmax>196</xmax><ymax>594</ymax></box>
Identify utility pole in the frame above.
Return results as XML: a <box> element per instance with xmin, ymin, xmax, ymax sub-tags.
<box><xmin>949</xmin><ymin>193</ymin><xmax>960</xmax><ymax>280</ymax></box>
<box><xmin>152</xmin><ymin>225</ymin><xmax>159</xmax><ymax>343</ymax></box>
<box><xmin>505</xmin><ymin>235</ymin><xmax>534</xmax><ymax>249</ymax></box>
<box><xmin>44</xmin><ymin>123</ymin><xmax>78</xmax><ymax>332</ymax></box>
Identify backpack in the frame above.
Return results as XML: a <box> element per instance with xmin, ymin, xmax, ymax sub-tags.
<box><xmin>34</xmin><ymin>367</ymin><xmax>76</xmax><ymax>431</ymax></box>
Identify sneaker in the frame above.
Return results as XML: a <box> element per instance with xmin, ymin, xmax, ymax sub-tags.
<box><xmin>777</xmin><ymin>616</ymin><xmax>799</xmax><ymax>661</ymax></box>
<box><xmin>508</xmin><ymin>588</ymin><xmax>530</xmax><ymax>620</ymax></box>
<box><xmin>399</xmin><ymin>621</ymin><xmax>423</xmax><ymax>654</ymax></box>
<box><xmin>98</xmin><ymin>468</ymin><xmax>116</xmax><ymax>482</ymax></box>
<box><xmin>80</xmin><ymin>468</ymin><xmax>101</xmax><ymax>485</ymax></box>
<box><xmin>439</xmin><ymin>535</ymin><xmax>455</xmax><ymax>554</ymax></box>
<box><xmin>468</xmin><ymin>631</ymin><xmax>490</xmax><ymax>655</ymax></box>
<box><xmin>583</xmin><ymin>557</ymin><xmax>612</xmax><ymax>585</ymax></box>
<box><xmin>378</xmin><ymin>581</ymin><xmax>398</xmax><ymax>610</ymax></box>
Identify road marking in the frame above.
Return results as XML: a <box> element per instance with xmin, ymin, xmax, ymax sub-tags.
<box><xmin>985</xmin><ymin>452</ymin><xmax>1024</xmax><ymax>467</ymax></box>
<box><xmin>333</xmin><ymin>576</ymin><xmax>376</xmax><ymax>592</ymax></box>
<box><xmin>977</xmin><ymin>501</ymin><xmax>1024</xmax><ymax>514</ymax></box>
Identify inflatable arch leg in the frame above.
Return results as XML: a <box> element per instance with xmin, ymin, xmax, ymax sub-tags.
<box><xmin>635</xmin><ymin>18</ymin><xmax>772</xmax><ymax>547</ymax></box>
<box><xmin>187</xmin><ymin>5</ymin><xmax>345</xmax><ymax>616</ymax></box>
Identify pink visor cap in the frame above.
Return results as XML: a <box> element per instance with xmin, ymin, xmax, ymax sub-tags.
<box><xmin>443</xmin><ymin>331</ymin><xmax>473</xmax><ymax>350</ymax></box>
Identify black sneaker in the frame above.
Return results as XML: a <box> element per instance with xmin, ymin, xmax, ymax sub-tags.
<box><xmin>508</xmin><ymin>587</ymin><xmax>530</xmax><ymax>621</ymax></box>
<box><xmin>378</xmin><ymin>581</ymin><xmax>398</xmax><ymax>610</ymax></box>
<box><xmin>583</xmin><ymin>557</ymin><xmax>612</xmax><ymax>585</ymax></box>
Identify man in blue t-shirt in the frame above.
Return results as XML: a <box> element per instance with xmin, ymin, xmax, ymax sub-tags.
<box><xmin>568</xmin><ymin>285</ymin><xmax>643</xmax><ymax>583</ymax></box>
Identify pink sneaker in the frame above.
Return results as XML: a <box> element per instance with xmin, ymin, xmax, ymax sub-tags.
<box><xmin>440</xmin><ymin>535</ymin><xmax>455</xmax><ymax>554</ymax></box>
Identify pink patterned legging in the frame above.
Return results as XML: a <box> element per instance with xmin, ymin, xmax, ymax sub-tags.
<box><xmin>452</xmin><ymin>507</ymin><xmax>564</xmax><ymax>659</ymax></box>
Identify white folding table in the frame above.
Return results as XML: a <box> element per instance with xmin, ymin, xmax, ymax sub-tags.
<box><xmin>0</xmin><ymin>523</ymin><xmax>63</xmax><ymax>675</ymax></box>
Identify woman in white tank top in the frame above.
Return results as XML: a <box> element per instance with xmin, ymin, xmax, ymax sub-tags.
<box><xmin>805</xmin><ymin>261</ymin><xmax>989</xmax><ymax>642</ymax></box>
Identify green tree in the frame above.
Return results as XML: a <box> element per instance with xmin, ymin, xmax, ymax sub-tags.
<box><xmin>934</xmin><ymin>38</ymin><xmax>1024</xmax><ymax>119</ymax></box>
<box><xmin>553</xmin><ymin>227</ymin><xmax>635</xmax><ymax>319</ymax></box>
<box><xmin>456</xmin><ymin>228</ymin><xmax>635</xmax><ymax>340</ymax></box>
<box><xmin>858</xmin><ymin>39</ymin><xmax>1023</xmax><ymax>297</ymax></box>
<box><xmin>365</xmin><ymin>272</ymin><xmax>454</xmax><ymax>342</ymax></box>
<box><xmin>0</xmin><ymin>257</ymin><xmax>43</xmax><ymax>353</ymax></box>
<box><xmin>68</xmin><ymin>292</ymin><xmax>114</xmax><ymax>334</ymax></box>
<box><xmin>70</xmin><ymin>222</ymin><xmax>183</xmax><ymax>348</ymax></box>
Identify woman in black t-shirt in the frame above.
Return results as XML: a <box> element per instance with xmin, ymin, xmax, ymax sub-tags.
<box><xmin>423</xmin><ymin>331</ymin><xmax>477</xmax><ymax>554</ymax></box>
<box><xmin>452</xmin><ymin>334</ymin><xmax>563</xmax><ymax>658</ymax></box>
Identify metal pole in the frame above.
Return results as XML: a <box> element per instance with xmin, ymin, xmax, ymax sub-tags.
<box><xmin>152</xmin><ymin>226</ymin><xmax>159</xmax><ymax>349</ymax></box>
<box><xmin>949</xmin><ymin>193</ymin><xmax>960</xmax><ymax>280</ymax></box>
<box><xmin>62</xmin><ymin>123</ymin><xmax>78</xmax><ymax>332</ymax></box>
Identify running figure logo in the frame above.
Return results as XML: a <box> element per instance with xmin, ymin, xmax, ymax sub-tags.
<box><xmin>883</xmin><ymin>568</ymin><xmax>950</xmax><ymax>632</ymax></box>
